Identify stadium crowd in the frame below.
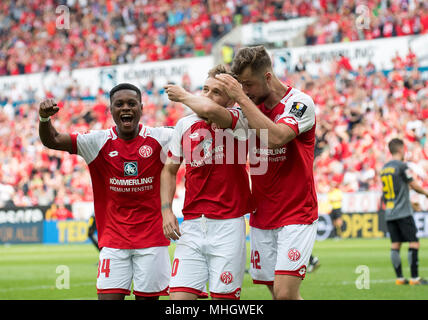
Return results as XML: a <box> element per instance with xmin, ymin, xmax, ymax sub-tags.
<box><xmin>1</xmin><ymin>47</ymin><xmax>428</xmax><ymax>211</ymax></box>
<box><xmin>1</xmin><ymin>0</ymin><xmax>428</xmax><ymax>76</ymax></box>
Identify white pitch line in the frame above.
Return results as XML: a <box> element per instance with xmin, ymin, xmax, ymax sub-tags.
<box><xmin>339</xmin><ymin>279</ymin><xmax>394</xmax><ymax>285</ymax></box>
<box><xmin>0</xmin><ymin>282</ymin><xmax>95</xmax><ymax>292</ymax></box>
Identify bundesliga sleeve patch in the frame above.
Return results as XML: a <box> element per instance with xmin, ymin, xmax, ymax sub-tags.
<box><xmin>289</xmin><ymin>102</ymin><xmax>307</xmax><ymax>118</ymax></box>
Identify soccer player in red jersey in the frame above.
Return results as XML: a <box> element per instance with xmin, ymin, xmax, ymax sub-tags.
<box><xmin>39</xmin><ymin>83</ymin><xmax>173</xmax><ymax>300</ymax></box>
<box><xmin>215</xmin><ymin>46</ymin><xmax>318</xmax><ymax>300</ymax></box>
<box><xmin>161</xmin><ymin>65</ymin><xmax>254</xmax><ymax>300</ymax></box>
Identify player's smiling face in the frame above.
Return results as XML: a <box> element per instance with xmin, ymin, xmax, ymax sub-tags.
<box><xmin>202</xmin><ymin>77</ymin><xmax>234</xmax><ymax>108</ymax></box>
<box><xmin>110</xmin><ymin>89</ymin><xmax>142</xmax><ymax>140</ymax></box>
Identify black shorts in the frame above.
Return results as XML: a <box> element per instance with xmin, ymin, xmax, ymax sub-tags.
<box><xmin>386</xmin><ymin>216</ymin><xmax>418</xmax><ymax>243</ymax></box>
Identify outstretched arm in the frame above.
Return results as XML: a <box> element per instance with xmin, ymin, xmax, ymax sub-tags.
<box><xmin>214</xmin><ymin>74</ymin><xmax>297</xmax><ymax>148</ymax></box>
<box><xmin>409</xmin><ymin>180</ymin><xmax>428</xmax><ymax>198</ymax></box>
<box><xmin>165</xmin><ymin>84</ymin><xmax>233</xmax><ymax>129</ymax></box>
<box><xmin>38</xmin><ymin>99</ymin><xmax>73</xmax><ymax>153</ymax></box>
<box><xmin>160</xmin><ymin>157</ymin><xmax>182</xmax><ymax>240</ymax></box>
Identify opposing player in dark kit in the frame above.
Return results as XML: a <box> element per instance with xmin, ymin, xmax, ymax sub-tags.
<box><xmin>380</xmin><ymin>138</ymin><xmax>428</xmax><ymax>285</ymax></box>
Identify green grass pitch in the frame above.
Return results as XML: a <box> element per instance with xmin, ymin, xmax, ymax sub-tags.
<box><xmin>1</xmin><ymin>238</ymin><xmax>428</xmax><ymax>300</ymax></box>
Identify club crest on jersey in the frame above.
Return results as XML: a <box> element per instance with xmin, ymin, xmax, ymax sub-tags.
<box><xmin>201</xmin><ymin>138</ymin><xmax>213</xmax><ymax>156</ymax></box>
<box><xmin>124</xmin><ymin>162</ymin><xmax>138</xmax><ymax>176</ymax></box>
<box><xmin>139</xmin><ymin>145</ymin><xmax>153</xmax><ymax>158</ymax></box>
<box><xmin>289</xmin><ymin>102</ymin><xmax>307</xmax><ymax>118</ymax></box>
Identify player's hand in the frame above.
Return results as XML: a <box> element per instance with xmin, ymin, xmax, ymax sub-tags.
<box><xmin>39</xmin><ymin>98</ymin><xmax>60</xmax><ymax>118</ymax></box>
<box><xmin>164</xmin><ymin>84</ymin><xmax>188</xmax><ymax>103</ymax></box>
<box><xmin>214</xmin><ymin>73</ymin><xmax>244</xmax><ymax>101</ymax></box>
<box><xmin>162</xmin><ymin>208</ymin><xmax>181</xmax><ymax>241</ymax></box>
<box><xmin>204</xmin><ymin>118</ymin><xmax>213</xmax><ymax>126</ymax></box>
<box><xmin>412</xmin><ymin>202</ymin><xmax>421</xmax><ymax>211</ymax></box>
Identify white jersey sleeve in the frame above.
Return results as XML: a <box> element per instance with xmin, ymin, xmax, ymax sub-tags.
<box><xmin>144</xmin><ymin>126</ymin><xmax>174</xmax><ymax>153</ymax></box>
<box><xmin>168</xmin><ymin>119</ymin><xmax>185</xmax><ymax>161</ymax></box>
<box><xmin>76</xmin><ymin>130</ymin><xmax>110</xmax><ymax>164</ymax></box>
<box><xmin>275</xmin><ymin>91</ymin><xmax>315</xmax><ymax>135</ymax></box>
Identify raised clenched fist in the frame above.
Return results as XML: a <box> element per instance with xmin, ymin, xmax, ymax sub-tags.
<box><xmin>39</xmin><ymin>98</ymin><xmax>60</xmax><ymax>118</ymax></box>
<box><xmin>164</xmin><ymin>84</ymin><xmax>188</xmax><ymax>102</ymax></box>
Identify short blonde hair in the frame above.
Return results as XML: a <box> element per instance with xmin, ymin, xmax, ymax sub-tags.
<box><xmin>207</xmin><ymin>64</ymin><xmax>234</xmax><ymax>79</ymax></box>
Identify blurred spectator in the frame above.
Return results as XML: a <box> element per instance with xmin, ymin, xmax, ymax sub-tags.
<box><xmin>336</xmin><ymin>53</ymin><xmax>354</xmax><ymax>73</ymax></box>
<box><xmin>294</xmin><ymin>57</ymin><xmax>307</xmax><ymax>73</ymax></box>
<box><xmin>45</xmin><ymin>203</ymin><xmax>74</xmax><ymax>220</ymax></box>
<box><xmin>1</xmin><ymin>0</ymin><xmax>427</xmax><ymax>76</ymax></box>
<box><xmin>54</xmin><ymin>203</ymin><xmax>74</xmax><ymax>220</ymax></box>
<box><xmin>0</xmin><ymin>182</ymin><xmax>15</xmax><ymax>208</ymax></box>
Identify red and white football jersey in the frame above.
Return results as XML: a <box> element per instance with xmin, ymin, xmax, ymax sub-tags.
<box><xmin>70</xmin><ymin>124</ymin><xmax>173</xmax><ymax>249</ymax></box>
<box><xmin>249</xmin><ymin>87</ymin><xmax>318</xmax><ymax>229</ymax></box>
<box><xmin>168</xmin><ymin>107</ymin><xmax>254</xmax><ymax>220</ymax></box>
